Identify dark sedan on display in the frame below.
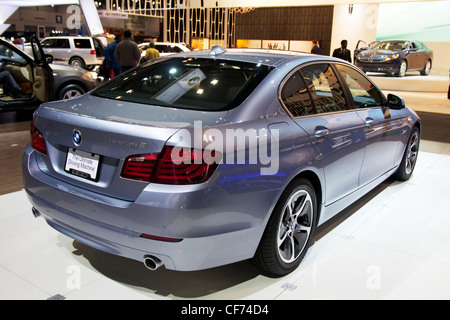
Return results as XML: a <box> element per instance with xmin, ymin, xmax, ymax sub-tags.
<box><xmin>355</xmin><ymin>40</ymin><xmax>433</xmax><ymax>77</ymax></box>
<box><xmin>23</xmin><ymin>47</ymin><xmax>421</xmax><ymax>277</ymax></box>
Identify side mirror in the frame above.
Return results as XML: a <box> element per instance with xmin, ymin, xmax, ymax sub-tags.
<box><xmin>387</xmin><ymin>93</ymin><xmax>405</xmax><ymax>109</ymax></box>
<box><xmin>409</xmin><ymin>47</ymin><xmax>417</xmax><ymax>52</ymax></box>
<box><xmin>45</xmin><ymin>54</ymin><xmax>53</xmax><ymax>63</ymax></box>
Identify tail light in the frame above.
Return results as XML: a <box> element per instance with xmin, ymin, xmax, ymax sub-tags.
<box><xmin>90</xmin><ymin>49</ymin><xmax>96</xmax><ymax>55</ymax></box>
<box><xmin>30</xmin><ymin>122</ymin><xmax>46</xmax><ymax>154</ymax></box>
<box><xmin>121</xmin><ymin>153</ymin><xmax>158</xmax><ymax>182</ymax></box>
<box><xmin>121</xmin><ymin>146</ymin><xmax>220</xmax><ymax>185</ymax></box>
<box><xmin>152</xmin><ymin>146</ymin><xmax>219</xmax><ymax>185</ymax></box>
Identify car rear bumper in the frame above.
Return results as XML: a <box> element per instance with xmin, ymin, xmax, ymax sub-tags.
<box><xmin>22</xmin><ymin>145</ymin><xmax>279</xmax><ymax>271</ymax></box>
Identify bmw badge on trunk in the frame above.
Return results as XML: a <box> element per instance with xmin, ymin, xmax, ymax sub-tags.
<box><xmin>72</xmin><ymin>129</ymin><xmax>82</xmax><ymax>145</ymax></box>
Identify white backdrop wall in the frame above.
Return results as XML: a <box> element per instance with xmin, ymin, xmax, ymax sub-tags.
<box><xmin>330</xmin><ymin>4</ymin><xmax>379</xmax><ymax>61</ymax></box>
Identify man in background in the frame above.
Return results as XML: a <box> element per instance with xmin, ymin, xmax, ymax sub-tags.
<box><xmin>114</xmin><ymin>30</ymin><xmax>140</xmax><ymax>73</ymax></box>
<box><xmin>332</xmin><ymin>39</ymin><xmax>352</xmax><ymax>63</ymax></box>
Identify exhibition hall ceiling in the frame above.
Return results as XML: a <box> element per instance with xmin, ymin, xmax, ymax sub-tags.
<box><xmin>0</xmin><ymin>0</ymin><xmax>78</xmax><ymax>6</ymax></box>
<box><xmin>199</xmin><ymin>0</ymin><xmax>445</xmax><ymax>8</ymax></box>
<box><xmin>0</xmin><ymin>0</ymin><xmax>446</xmax><ymax>9</ymax></box>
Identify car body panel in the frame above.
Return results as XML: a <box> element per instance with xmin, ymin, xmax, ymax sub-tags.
<box><xmin>22</xmin><ymin>48</ymin><xmax>421</xmax><ymax>271</ymax></box>
<box><xmin>50</xmin><ymin>63</ymin><xmax>97</xmax><ymax>98</ymax></box>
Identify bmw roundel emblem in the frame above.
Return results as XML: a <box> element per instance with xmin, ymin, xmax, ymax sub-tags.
<box><xmin>73</xmin><ymin>129</ymin><xmax>82</xmax><ymax>145</ymax></box>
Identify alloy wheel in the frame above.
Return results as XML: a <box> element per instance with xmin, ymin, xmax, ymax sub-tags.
<box><xmin>405</xmin><ymin>130</ymin><xmax>419</xmax><ymax>175</ymax></box>
<box><xmin>277</xmin><ymin>189</ymin><xmax>313</xmax><ymax>263</ymax></box>
<box><xmin>398</xmin><ymin>60</ymin><xmax>407</xmax><ymax>77</ymax></box>
<box><xmin>62</xmin><ymin>89</ymin><xmax>83</xmax><ymax>100</ymax></box>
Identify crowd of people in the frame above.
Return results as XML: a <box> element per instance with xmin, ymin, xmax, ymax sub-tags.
<box><xmin>101</xmin><ymin>29</ymin><xmax>160</xmax><ymax>80</ymax></box>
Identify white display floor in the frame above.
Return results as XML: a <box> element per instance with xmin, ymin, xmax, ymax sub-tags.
<box><xmin>1</xmin><ymin>143</ymin><xmax>450</xmax><ymax>300</ymax></box>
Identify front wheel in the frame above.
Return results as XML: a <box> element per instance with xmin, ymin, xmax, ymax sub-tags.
<box><xmin>58</xmin><ymin>84</ymin><xmax>85</xmax><ymax>100</ymax></box>
<box><xmin>396</xmin><ymin>60</ymin><xmax>407</xmax><ymax>77</ymax></box>
<box><xmin>394</xmin><ymin>127</ymin><xmax>420</xmax><ymax>181</ymax></box>
<box><xmin>253</xmin><ymin>178</ymin><xmax>317</xmax><ymax>277</ymax></box>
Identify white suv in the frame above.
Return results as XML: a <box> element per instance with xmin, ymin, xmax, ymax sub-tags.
<box><xmin>40</xmin><ymin>36</ymin><xmax>104</xmax><ymax>69</ymax></box>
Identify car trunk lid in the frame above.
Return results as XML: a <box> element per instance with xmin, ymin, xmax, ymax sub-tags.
<box><xmin>32</xmin><ymin>94</ymin><xmax>228</xmax><ymax>201</ymax></box>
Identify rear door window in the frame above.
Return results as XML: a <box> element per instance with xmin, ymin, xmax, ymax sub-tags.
<box><xmin>299</xmin><ymin>63</ymin><xmax>347</xmax><ymax>114</ymax></box>
<box><xmin>56</xmin><ymin>39</ymin><xmax>69</xmax><ymax>49</ymax></box>
<box><xmin>280</xmin><ymin>71</ymin><xmax>315</xmax><ymax>117</ymax></box>
<box><xmin>281</xmin><ymin>63</ymin><xmax>348</xmax><ymax>117</ymax></box>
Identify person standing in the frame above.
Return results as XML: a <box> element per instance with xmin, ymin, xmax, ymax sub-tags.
<box><xmin>103</xmin><ymin>35</ymin><xmax>121</xmax><ymax>78</ymax></box>
<box><xmin>332</xmin><ymin>40</ymin><xmax>352</xmax><ymax>63</ymax></box>
<box><xmin>144</xmin><ymin>41</ymin><xmax>160</xmax><ymax>61</ymax></box>
<box><xmin>114</xmin><ymin>30</ymin><xmax>141</xmax><ymax>74</ymax></box>
<box><xmin>311</xmin><ymin>40</ymin><xmax>322</xmax><ymax>55</ymax></box>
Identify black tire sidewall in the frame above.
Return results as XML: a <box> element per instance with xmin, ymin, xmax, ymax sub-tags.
<box><xmin>58</xmin><ymin>83</ymin><xmax>84</xmax><ymax>100</ymax></box>
<box><xmin>394</xmin><ymin>127</ymin><xmax>420</xmax><ymax>181</ymax></box>
<box><xmin>255</xmin><ymin>178</ymin><xmax>317</xmax><ymax>277</ymax></box>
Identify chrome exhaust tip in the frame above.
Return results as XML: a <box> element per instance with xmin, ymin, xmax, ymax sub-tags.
<box><xmin>143</xmin><ymin>255</ymin><xmax>164</xmax><ymax>271</ymax></box>
<box><xmin>32</xmin><ymin>207</ymin><xmax>41</xmax><ymax>218</ymax></box>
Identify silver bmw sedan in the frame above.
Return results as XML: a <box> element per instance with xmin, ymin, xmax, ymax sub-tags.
<box><xmin>23</xmin><ymin>47</ymin><xmax>421</xmax><ymax>277</ymax></box>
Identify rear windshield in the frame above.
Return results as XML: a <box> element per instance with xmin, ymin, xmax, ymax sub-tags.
<box><xmin>92</xmin><ymin>57</ymin><xmax>273</xmax><ymax>111</ymax></box>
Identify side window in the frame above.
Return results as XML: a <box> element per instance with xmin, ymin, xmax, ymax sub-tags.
<box><xmin>42</xmin><ymin>39</ymin><xmax>56</xmax><ymax>48</ymax></box>
<box><xmin>172</xmin><ymin>45</ymin><xmax>183</xmax><ymax>53</ymax></box>
<box><xmin>299</xmin><ymin>63</ymin><xmax>347</xmax><ymax>114</ymax></box>
<box><xmin>74</xmin><ymin>39</ymin><xmax>92</xmax><ymax>49</ymax></box>
<box><xmin>0</xmin><ymin>43</ymin><xmax>27</xmax><ymax>65</ymax></box>
<box><xmin>335</xmin><ymin>64</ymin><xmax>383</xmax><ymax>108</ymax></box>
<box><xmin>281</xmin><ymin>71</ymin><xmax>315</xmax><ymax>117</ymax></box>
<box><xmin>56</xmin><ymin>39</ymin><xmax>69</xmax><ymax>48</ymax></box>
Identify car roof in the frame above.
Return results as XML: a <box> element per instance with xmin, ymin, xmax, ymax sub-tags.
<box><xmin>139</xmin><ymin>42</ymin><xmax>186</xmax><ymax>46</ymax></box>
<box><xmin>42</xmin><ymin>36</ymin><xmax>92</xmax><ymax>39</ymax></box>
<box><xmin>168</xmin><ymin>47</ymin><xmax>340</xmax><ymax>68</ymax></box>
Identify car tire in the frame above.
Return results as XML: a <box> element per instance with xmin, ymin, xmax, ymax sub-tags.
<box><xmin>393</xmin><ymin>127</ymin><xmax>420</xmax><ymax>181</ymax></box>
<box><xmin>396</xmin><ymin>60</ymin><xmax>407</xmax><ymax>77</ymax></box>
<box><xmin>420</xmin><ymin>59</ymin><xmax>432</xmax><ymax>76</ymax></box>
<box><xmin>58</xmin><ymin>84</ymin><xmax>85</xmax><ymax>100</ymax></box>
<box><xmin>253</xmin><ymin>178</ymin><xmax>317</xmax><ymax>277</ymax></box>
<box><xmin>69</xmin><ymin>57</ymin><xmax>86</xmax><ymax>68</ymax></box>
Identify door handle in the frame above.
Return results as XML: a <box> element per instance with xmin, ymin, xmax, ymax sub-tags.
<box><xmin>314</xmin><ymin>128</ymin><xmax>330</xmax><ymax>138</ymax></box>
<box><xmin>365</xmin><ymin>118</ymin><xmax>375</xmax><ymax>128</ymax></box>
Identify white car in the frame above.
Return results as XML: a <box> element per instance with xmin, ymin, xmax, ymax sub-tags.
<box><xmin>138</xmin><ymin>42</ymin><xmax>190</xmax><ymax>58</ymax></box>
<box><xmin>40</xmin><ymin>36</ymin><xmax>104</xmax><ymax>69</ymax></box>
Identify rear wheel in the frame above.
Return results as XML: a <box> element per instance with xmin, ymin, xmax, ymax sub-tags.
<box><xmin>253</xmin><ymin>178</ymin><xmax>317</xmax><ymax>277</ymax></box>
<box><xmin>69</xmin><ymin>57</ymin><xmax>85</xmax><ymax>68</ymax></box>
<box><xmin>420</xmin><ymin>59</ymin><xmax>431</xmax><ymax>76</ymax></box>
<box><xmin>394</xmin><ymin>127</ymin><xmax>420</xmax><ymax>181</ymax></box>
